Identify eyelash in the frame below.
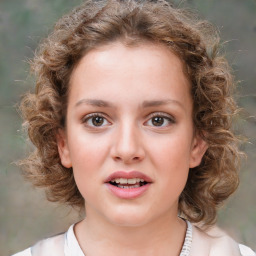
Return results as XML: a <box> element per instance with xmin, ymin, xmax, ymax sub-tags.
<box><xmin>146</xmin><ymin>112</ymin><xmax>175</xmax><ymax>127</ymax></box>
<box><xmin>81</xmin><ymin>112</ymin><xmax>175</xmax><ymax>128</ymax></box>
<box><xmin>81</xmin><ymin>113</ymin><xmax>110</xmax><ymax>128</ymax></box>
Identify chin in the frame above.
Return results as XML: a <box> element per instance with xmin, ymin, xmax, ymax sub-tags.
<box><xmin>106</xmin><ymin>207</ymin><xmax>151</xmax><ymax>227</ymax></box>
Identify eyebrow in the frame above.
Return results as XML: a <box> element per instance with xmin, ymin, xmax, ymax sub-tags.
<box><xmin>75</xmin><ymin>99</ymin><xmax>115</xmax><ymax>108</ymax></box>
<box><xmin>75</xmin><ymin>98</ymin><xmax>183</xmax><ymax>109</ymax></box>
<box><xmin>142</xmin><ymin>99</ymin><xmax>183</xmax><ymax>109</ymax></box>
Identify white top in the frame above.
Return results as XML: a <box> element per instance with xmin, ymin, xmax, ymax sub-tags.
<box><xmin>12</xmin><ymin>221</ymin><xmax>255</xmax><ymax>256</ymax></box>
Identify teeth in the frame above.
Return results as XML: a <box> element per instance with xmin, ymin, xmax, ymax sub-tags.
<box><xmin>120</xmin><ymin>178</ymin><xmax>128</xmax><ymax>184</ymax></box>
<box><xmin>127</xmin><ymin>178</ymin><xmax>136</xmax><ymax>184</ymax></box>
<box><xmin>110</xmin><ymin>178</ymin><xmax>145</xmax><ymax>184</ymax></box>
<box><xmin>117</xmin><ymin>184</ymin><xmax>140</xmax><ymax>189</ymax></box>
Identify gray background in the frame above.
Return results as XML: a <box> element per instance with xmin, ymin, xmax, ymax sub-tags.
<box><xmin>0</xmin><ymin>0</ymin><xmax>255</xmax><ymax>255</ymax></box>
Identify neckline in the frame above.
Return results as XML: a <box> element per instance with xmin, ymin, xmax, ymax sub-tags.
<box><xmin>180</xmin><ymin>220</ymin><xmax>192</xmax><ymax>256</ymax></box>
<box><xmin>65</xmin><ymin>220</ymin><xmax>193</xmax><ymax>256</ymax></box>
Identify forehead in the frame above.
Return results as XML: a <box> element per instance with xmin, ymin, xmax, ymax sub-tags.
<box><xmin>73</xmin><ymin>41</ymin><xmax>187</xmax><ymax>75</ymax></box>
<box><xmin>68</xmin><ymin>41</ymin><xmax>192</xmax><ymax>110</ymax></box>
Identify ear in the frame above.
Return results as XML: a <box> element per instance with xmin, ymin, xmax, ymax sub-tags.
<box><xmin>189</xmin><ymin>133</ymin><xmax>208</xmax><ymax>168</ymax></box>
<box><xmin>56</xmin><ymin>129</ymin><xmax>72</xmax><ymax>168</ymax></box>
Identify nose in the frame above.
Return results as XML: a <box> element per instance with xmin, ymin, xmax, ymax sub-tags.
<box><xmin>110</xmin><ymin>121</ymin><xmax>145</xmax><ymax>164</ymax></box>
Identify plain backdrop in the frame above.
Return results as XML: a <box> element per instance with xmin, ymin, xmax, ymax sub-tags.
<box><xmin>0</xmin><ymin>0</ymin><xmax>255</xmax><ymax>255</ymax></box>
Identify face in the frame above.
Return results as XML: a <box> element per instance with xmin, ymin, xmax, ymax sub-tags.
<box><xmin>58</xmin><ymin>42</ymin><xmax>207</xmax><ymax>227</ymax></box>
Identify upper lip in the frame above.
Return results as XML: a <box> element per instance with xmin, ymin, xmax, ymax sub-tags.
<box><xmin>104</xmin><ymin>171</ymin><xmax>153</xmax><ymax>183</ymax></box>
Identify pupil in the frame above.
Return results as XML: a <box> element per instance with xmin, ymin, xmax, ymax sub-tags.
<box><xmin>92</xmin><ymin>116</ymin><xmax>103</xmax><ymax>126</ymax></box>
<box><xmin>152</xmin><ymin>117</ymin><xmax>164</xmax><ymax>126</ymax></box>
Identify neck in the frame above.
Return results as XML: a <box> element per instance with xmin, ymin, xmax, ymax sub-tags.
<box><xmin>75</xmin><ymin>208</ymin><xmax>187</xmax><ymax>256</ymax></box>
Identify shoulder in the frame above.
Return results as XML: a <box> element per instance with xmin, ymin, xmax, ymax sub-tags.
<box><xmin>11</xmin><ymin>248</ymin><xmax>31</xmax><ymax>256</ymax></box>
<box><xmin>239</xmin><ymin>244</ymin><xmax>256</xmax><ymax>256</ymax></box>
<box><xmin>190</xmin><ymin>224</ymin><xmax>255</xmax><ymax>256</ymax></box>
<box><xmin>207</xmin><ymin>226</ymin><xmax>241</xmax><ymax>256</ymax></box>
<box><xmin>11</xmin><ymin>233</ymin><xmax>65</xmax><ymax>256</ymax></box>
<box><xmin>31</xmin><ymin>233</ymin><xmax>65</xmax><ymax>256</ymax></box>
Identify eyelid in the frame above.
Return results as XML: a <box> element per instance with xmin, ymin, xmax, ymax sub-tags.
<box><xmin>144</xmin><ymin>112</ymin><xmax>175</xmax><ymax>126</ymax></box>
<box><xmin>82</xmin><ymin>112</ymin><xmax>104</xmax><ymax>121</ymax></box>
<box><xmin>81</xmin><ymin>112</ymin><xmax>111</xmax><ymax>127</ymax></box>
<box><xmin>148</xmin><ymin>112</ymin><xmax>175</xmax><ymax>120</ymax></box>
<box><xmin>81</xmin><ymin>111</ymin><xmax>175</xmax><ymax>128</ymax></box>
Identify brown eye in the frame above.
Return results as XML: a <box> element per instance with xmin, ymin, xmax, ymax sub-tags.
<box><xmin>92</xmin><ymin>116</ymin><xmax>104</xmax><ymax>126</ymax></box>
<box><xmin>82</xmin><ymin>113</ymin><xmax>110</xmax><ymax>128</ymax></box>
<box><xmin>145</xmin><ymin>113</ymin><xmax>175</xmax><ymax>128</ymax></box>
<box><xmin>152</xmin><ymin>116</ymin><xmax>164</xmax><ymax>126</ymax></box>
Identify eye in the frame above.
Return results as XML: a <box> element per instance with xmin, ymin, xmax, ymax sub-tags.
<box><xmin>145</xmin><ymin>112</ymin><xmax>175</xmax><ymax>127</ymax></box>
<box><xmin>82</xmin><ymin>113</ymin><xmax>111</xmax><ymax>127</ymax></box>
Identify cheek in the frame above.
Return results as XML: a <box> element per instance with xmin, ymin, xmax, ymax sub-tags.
<box><xmin>150</xmin><ymin>132</ymin><xmax>192</xmax><ymax>168</ymax></box>
<box><xmin>68</xmin><ymin>132</ymin><xmax>110</xmax><ymax>179</ymax></box>
<box><xmin>69</xmin><ymin>135</ymin><xmax>111</xmax><ymax>200</ymax></box>
<box><xmin>149</xmin><ymin>133</ymin><xmax>192</xmax><ymax>191</ymax></box>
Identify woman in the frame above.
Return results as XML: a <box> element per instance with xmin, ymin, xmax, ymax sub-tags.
<box><xmin>14</xmin><ymin>0</ymin><xmax>255</xmax><ymax>255</ymax></box>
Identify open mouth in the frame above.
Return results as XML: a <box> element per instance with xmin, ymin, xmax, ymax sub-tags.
<box><xmin>109</xmin><ymin>178</ymin><xmax>148</xmax><ymax>189</ymax></box>
<box><xmin>105</xmin><ymin>174</ymin><xmax>152</xmax><ymax>198</ymax></box>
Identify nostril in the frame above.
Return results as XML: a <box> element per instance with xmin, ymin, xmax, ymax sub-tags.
<box><xmin>113</xmin><ymin>156</ymin><xmax>141</xmax><ymax>162</ymax></box>
<box><xmin>110</xmin><ymin>143</ymin><xmax>146</xmax><ymax>164</ymax></box>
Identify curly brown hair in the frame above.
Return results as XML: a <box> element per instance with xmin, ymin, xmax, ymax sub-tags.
<box><xmin>19</xmin><ymin>0</ymin><xmax>243</xmax><ymax>226</ymax></box>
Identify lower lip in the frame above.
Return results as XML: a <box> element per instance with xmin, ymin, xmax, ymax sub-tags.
<box><xmin>105</xmin><ymin>183</ymin><xmax>151</xmax><ymax>199</ymax></box>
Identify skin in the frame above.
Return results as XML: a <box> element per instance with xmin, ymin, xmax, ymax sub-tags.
<box><xmin>57</xmin><ymin>41</ymin><xmax>208</xmax><ymax>256</ymax></box>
